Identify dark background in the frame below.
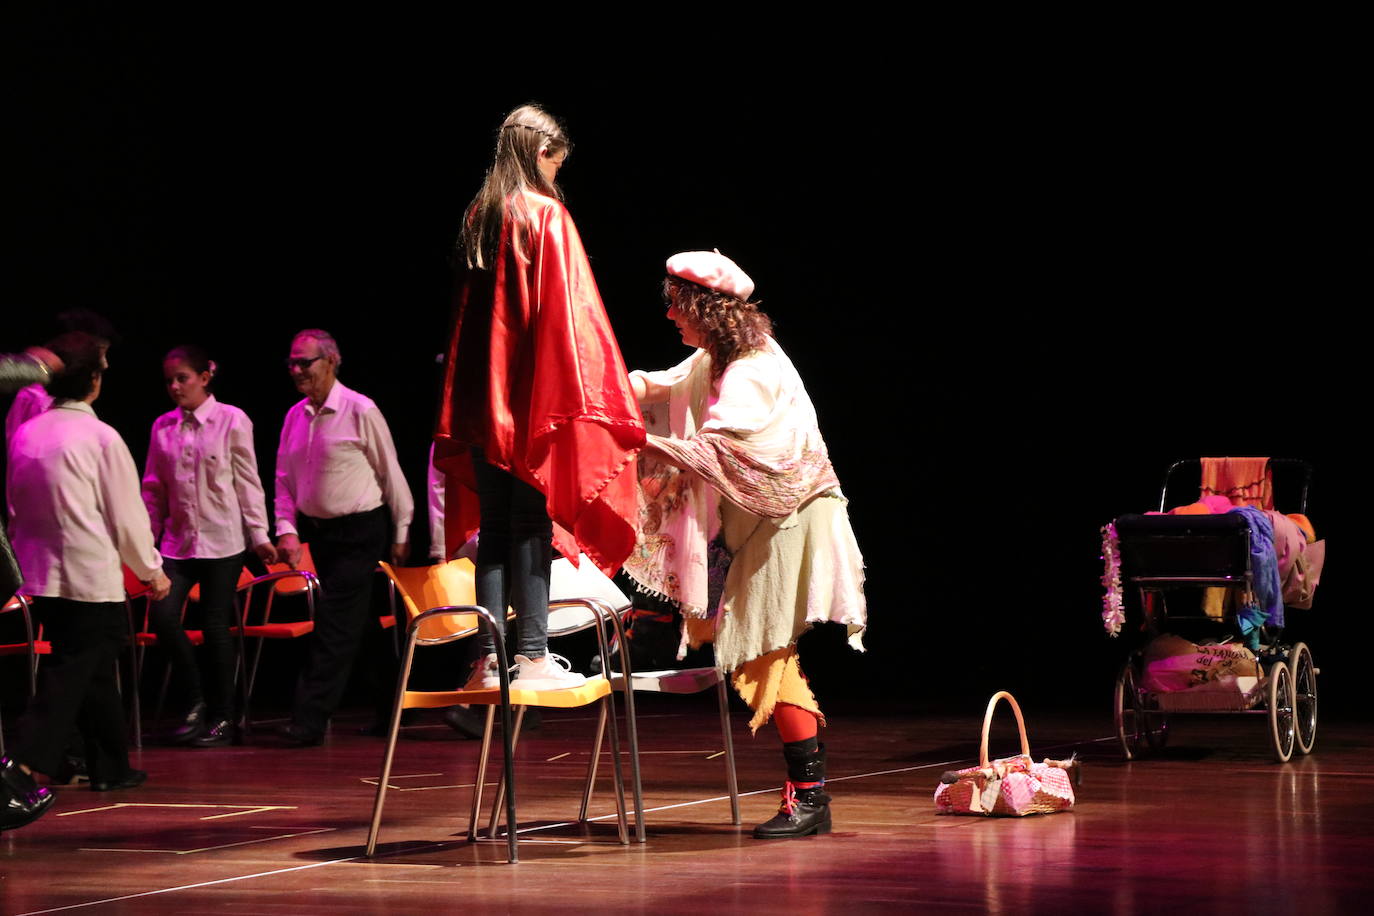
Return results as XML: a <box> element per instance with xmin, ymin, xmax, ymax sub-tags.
<box><xmin>3</xmin><ymin>15</ymin><xmax>1359</xmax><ymax>721</ymax></box>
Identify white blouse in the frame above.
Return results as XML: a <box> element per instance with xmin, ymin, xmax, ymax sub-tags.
<box><xmin>142</xmin><ymin>395</ymin><xmax>272</xmax><ymax>560</ymax></box>
<box><xmin>7</xmin><ymin>401</ymin><xmax>162</xmax><ymax>602</ymax></box>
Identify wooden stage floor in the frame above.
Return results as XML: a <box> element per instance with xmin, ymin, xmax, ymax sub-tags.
<box><xmin>2</xmin><ymin>695</ymin><xmax>1371</xmax><ymax>914</ymax></box>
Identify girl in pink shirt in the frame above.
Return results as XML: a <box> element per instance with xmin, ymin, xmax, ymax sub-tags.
<box><xmin>142</xmin><ymin>346</ymin><xmax>276</xmax><ymax>747</ymax></box>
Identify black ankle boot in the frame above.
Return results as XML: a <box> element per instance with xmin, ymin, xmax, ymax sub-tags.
<box><xmin>753</xmin><ymin>738</ymin><xmax>832</xmax><ymax>839</ymax></box>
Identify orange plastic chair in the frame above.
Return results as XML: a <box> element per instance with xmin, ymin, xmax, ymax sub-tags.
<box><xmin>231</xmin><ymin>544</ymin><xmax>321</xmax><ymax>699</ymax></box>
<box><xmin>365</xmin><ymin>559</ymin><xmax>637</xmax><ymax>864</ymax></box>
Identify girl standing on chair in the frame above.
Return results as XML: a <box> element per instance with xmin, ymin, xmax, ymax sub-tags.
<box><xmin>142</xmin><ymin>345</ymin><xmax>277</xmax><ymax>746</ymax></box>
<box><xmin>435</xmin><ymin>104</ymin><xmax>643</xmax><ymax>689</ymax></box>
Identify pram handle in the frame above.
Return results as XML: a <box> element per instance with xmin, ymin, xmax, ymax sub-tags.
<box><xmin>980</xmin><ymin>691</ymin><xmax>1032</xmax><ymax>768</ymax></box>
<box><xmin>1158</xmin><ymin>458</ymin><xmax>1313</xmax><ymax>515</ymax></box>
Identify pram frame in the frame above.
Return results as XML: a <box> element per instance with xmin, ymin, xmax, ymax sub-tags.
<box><xmin>1113</xmin><ymin>459</ymin><xmax>1318</xmax><ymax>763</ymax></box>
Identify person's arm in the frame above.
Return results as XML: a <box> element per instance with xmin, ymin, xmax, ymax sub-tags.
<box><xmin>0</xmin><ymin>351</ymin><xmax>53</xmax><ymax>393</ymax></box>
<box><xmin>140</xmin><ymin>422</ymin><xmax>168</xmax><ymax>544</ymax></box>
<box><xmin>228</xmin><ymin>411</ymin><xmax>277</xmax><ymax>565</ymax></box>
<box><xmin>360</xmin><ymin>405</ymin><xmax>413</xmax><ymax>565</ymax></box>
<box><xmin>273</xmin><ymin>411</ymin><xmax>302</xmax><ymax>567</ymax></box>
<box><xmin>101</xmin><ymin>434</ymin><xmax>170</xmax><ymax>600</ymax></box>
<box><xmin>629</xmin><ymin>350</ymin><xmax>703</xmax><ymax>405</ymax></box>
<box><xmin>427</xmin><ymin>443</ymin><xmax>445</xmax><ymax>561</ymax></box>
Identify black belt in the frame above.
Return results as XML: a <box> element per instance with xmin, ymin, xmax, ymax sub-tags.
<box><xmin>298</xmin><ymin>504</ymin><xmax>387</xmax><ymax>533</ymax></box>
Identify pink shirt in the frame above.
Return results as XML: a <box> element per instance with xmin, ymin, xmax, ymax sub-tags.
<box><xmin>142</xmin><ymin>394</ymin><xmax>272</xmax><ymax>560</ymax></box>
<box><xmin>274</xmin><ymin>380</ymin><xmax>412</xmax><ymax>541</ymax></box>
<box><xmin>5</xmin><ymin>382</ymin><xmax>53</xmax><ymax>443</ymax></box>
<box><xmin>7</xmin><ymin>400</ymin><xmax>162</xmax><ymax>602</ymax></box>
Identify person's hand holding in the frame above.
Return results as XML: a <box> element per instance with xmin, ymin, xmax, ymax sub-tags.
<box><xmin>147</xmin><ymin>569</ymin><xmax>172</xmax><ymax>601</ymax></box>
<box><xmin>254</xmin><ymin>541</ymin><xmax>279</xmax><ymax>566</ymax></box>
<box><xmin>277</xmin><ymin>534</ymin><xmax>303</xmax><ymax>569</ymax></box>
<box><xmin>390</xmin><ymin>541</ymin><xmax>409</xmax><ymax>567</ymax></box>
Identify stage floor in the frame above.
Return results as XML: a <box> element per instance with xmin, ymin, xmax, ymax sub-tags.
<box><xmin>2</xmin><ymin>695</ymin><xmax>1370</xmax><ymax>914</ymax></box>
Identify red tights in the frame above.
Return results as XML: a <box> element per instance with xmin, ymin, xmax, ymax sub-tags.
<box><xmin>774</xmin><ymin>702</ymin><xmax>819</xmax><ymax>743</ymax></box>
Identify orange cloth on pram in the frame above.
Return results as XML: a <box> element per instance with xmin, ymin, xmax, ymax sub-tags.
<box><xmin>1201</xmin><ymin>457</ymin><xmax>1273</xmax><ymax>509</ymax></box>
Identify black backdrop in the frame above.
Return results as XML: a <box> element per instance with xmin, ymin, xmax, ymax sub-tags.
<box><xmin>5</xmin><ymin>17</ymin><xmax>1359</xmax><ymax>719</ymax></box>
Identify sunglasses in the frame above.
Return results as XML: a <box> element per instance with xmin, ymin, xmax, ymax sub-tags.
<box><xmin>285</xmin><ymin>356</ymin><xmax>325</xmax><ymax>370</ymax></box>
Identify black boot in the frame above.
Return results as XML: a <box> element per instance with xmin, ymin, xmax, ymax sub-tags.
<box><xmin>170</xmin><ymin>701</ymin><xmax>208</xmax><ymax>745</ymax></box>
<box><xmin>753</xmin><ymin>738</ymin><xmax>831</xmax><ymax>839</ymax></box>
<box><xmin>191</xmin><ymin>717</ymin><xmax>239</xmax><ymax>747</ymax></box>
<box><xmin>1</xmin><ymin>756</ymin><xmax>56</xmax><ymax>832</ymax></box>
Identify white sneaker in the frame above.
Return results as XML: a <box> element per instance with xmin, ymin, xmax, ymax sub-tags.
<box><xmin>511</xmin><ymin>653</ymin><xmax>586</xmax><ymax>690</ymax></box>
<box><xmin>463</xmin><ymin>653</ymin><xmax>501</xmax><ymax>690</ymax></box>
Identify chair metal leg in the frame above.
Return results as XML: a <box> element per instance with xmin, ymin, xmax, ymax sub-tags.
<box><xmin>594</xmin><ymin>606</ymin><xmax>643</xmax><ymax>843</ymax></box>
<box><xmin>486</xmin><ymin>707</ymin><xmax>526</xmax><ymax>838</ymax></box>
<box><xmin>601</xmin><ymin>693</ymin><xmax>630</xmax><ymax>845</ymax></box>
<box><xmin>247</xmin><ymin>637</ymin><xmax>266</xmax><ymax>699</ymax></box>
<box><xmin>578</xmin><ymin>700</ymin><xmax>609</xmax><ymax>821</ymax></box>
<box><xmin>366</xmin><ymin>633</ymin><xmax>420</xmax><ymax>856</ymax></box>
<box><xmin>717</xmin><ymin>676</ymin><xmax>741</xmax><ymax>825</ymax></box>
<box><xmin>124</xmin><ymin>600</ymin><xmax>142</xmax><ymax>748</ymax></box>
<box><xmin>467</xmin><ymin>705</ymin><xmax>497</xmax><ymax>843</ymax></box>
<box><xmin>233</xmin><ymin>592</ymin><xmax>252</xmax><ymax>736</ymax></box>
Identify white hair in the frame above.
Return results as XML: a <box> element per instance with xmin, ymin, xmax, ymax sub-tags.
<box><xmin>293</xmin><ymin>329</ymin><xmax>341</xmax><ymax>368</ymax></box>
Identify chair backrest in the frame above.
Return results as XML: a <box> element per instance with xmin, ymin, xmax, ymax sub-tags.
<box><xmin>546</xmin><ymin>555</ymin><xmax>632</xmax><ymax>634</ymax></box>
<box><xmin>122</xmin><ymin>564</ymin><xmax>151</xmax><ymax>599</ymax></box>
<box><xmin>263</xmin><ymin>543</ymin><xmax>318</xmax><ymax>595</ymax></box>
<box><xmin>380</xmin><ymin>559</ymin><xmax>482</xmax><ymax>642</ymax></box>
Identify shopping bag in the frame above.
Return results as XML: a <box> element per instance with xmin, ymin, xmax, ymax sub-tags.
<box><xmin>933</xmin><ymin>691</ymin><xmax>1078</xmax><ymax>817</ymax></box>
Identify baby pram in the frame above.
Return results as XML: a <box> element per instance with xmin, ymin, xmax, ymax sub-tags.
<box><xmin>1104</xmin><ymin>458</ymin><xmax>1322</xmax><ymax>762</ymax></box>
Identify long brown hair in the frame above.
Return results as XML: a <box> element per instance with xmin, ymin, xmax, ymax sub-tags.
<box><xmin>664</xmin><ymin>277</ymin><xmax>773</xmax><ymax>382</ymax></box>
<box><xmin>460</xmin><ymin>104</ymin><xmax>571</xmax><ymax>270</ymax></box>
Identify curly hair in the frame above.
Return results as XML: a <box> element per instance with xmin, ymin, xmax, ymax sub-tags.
<box><xmin>663</xmin><ymin>276</ymin><xmax>773</xmax><ymax>382</ymax></box>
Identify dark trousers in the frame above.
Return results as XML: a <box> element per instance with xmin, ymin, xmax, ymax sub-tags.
<box><xmin>290</xmin><ymin>506</ymin><xmax>392</xmax><ymax>733</ymax></box>
<box><xmin>14</xmin><ymin>599</ymin><xmax>131</xmax><ymax>782</ymax></box>
<box><xmin>148</xmin><ymin>554</ymin><xmax>243</xmax><ymax>719</ymax></box>
<box><xmin>473</xmin><ymin>449</ymin><xmax>552</xmax><ymax>659</ymax></box>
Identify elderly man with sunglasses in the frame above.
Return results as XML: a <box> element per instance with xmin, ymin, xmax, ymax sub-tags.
<box><xmin>272</xmin><ymin>329</ymin><xmax>412</xmax><ymax>746</ymax></box>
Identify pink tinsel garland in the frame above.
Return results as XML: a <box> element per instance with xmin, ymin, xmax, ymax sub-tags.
<box><xmin>1100</xmin><ymin>522</ymin><xmax>1125</xmax><ymax>637</ymax></box>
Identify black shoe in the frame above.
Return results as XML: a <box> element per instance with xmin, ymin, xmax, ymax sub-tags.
<box><xmin>443</xmin><ymin>705</ymin><xmax>486</xmax><ymax>740</ymax></box>
<box><xmin>91</xmin><ymin>769</ymin><xmax>147</xmax><ymax>792</ymax></box>
<box><xmin>276</xmin><ymin>722</ymin><xmax>324</xmax><ymax>747</ymax></box>
<box><xmin>191</xmin><ymin>718</ymin><xmax>238</xmax><ymax>748</ymax></box>
<box><xmin>170</xmin><ymin>701</ymin><xmax>209</xmax><ymax>745</ymax></box>
<box><xmin>53</xmin><ymin>754</ymin><xmax>89</xmax><ymax>786</ymax></box>
<box><xmin>1</xmin><ymin>757</ymin><xmax>56</xmax><ymax>831</ymax></box>
<box><xmin>753</xmin><ymin>739</ymin><xmax>832</xmax><ymax>839</ymax></box>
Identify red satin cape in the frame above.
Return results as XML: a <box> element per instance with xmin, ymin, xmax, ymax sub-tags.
<box><xmin>434</xmin><ymin>192</ymin><xmax>644</xmax><ymax>574</ymax></box>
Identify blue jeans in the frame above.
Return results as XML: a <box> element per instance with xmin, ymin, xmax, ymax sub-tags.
<box><xmin>472</xmin><ymin>448</ymin><xmax>551</xmax><ymax>659</ymax></box>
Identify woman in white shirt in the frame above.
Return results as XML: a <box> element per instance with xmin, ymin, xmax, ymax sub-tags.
<box><xmin>142</xmin><ymin>346</ymin><xmax>276</xmax><ymax>747</ymax></box>
<box><xmin>2</xmin><ymin>332</ymin><xmax>170</xmax><ymax>831</ymax></box>
<box><xmin>624</xmin><ymin>251</ymin><xmax>867</xmax><ymax>840</ymax></box>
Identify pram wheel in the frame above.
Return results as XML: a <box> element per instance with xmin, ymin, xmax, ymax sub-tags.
<box><xmin>1267</xmin><ymin>660</ymin><xmax>1296</xmax><ymax>763</ymax></box>
<box><xmin>1290</xmin><ymin>642</ymin><xmax>1318</xmax><ymax>754</ymax></box>
<box><xmin>1115</xmin><ymin>663</ymin><xmax>1145</xmax><ymax>760</ymax></box>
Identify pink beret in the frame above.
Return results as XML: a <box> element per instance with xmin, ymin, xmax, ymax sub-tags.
<box><xmin>665</xmin><ymin>249</ymin><xmax>754</xmax><ymax>300</ymax></box>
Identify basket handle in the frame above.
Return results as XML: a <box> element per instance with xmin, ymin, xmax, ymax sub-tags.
<box><xmin>979</xmin><ymin>691</ymin><xmax>1032</xmax><ymax>769</ymax></box>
